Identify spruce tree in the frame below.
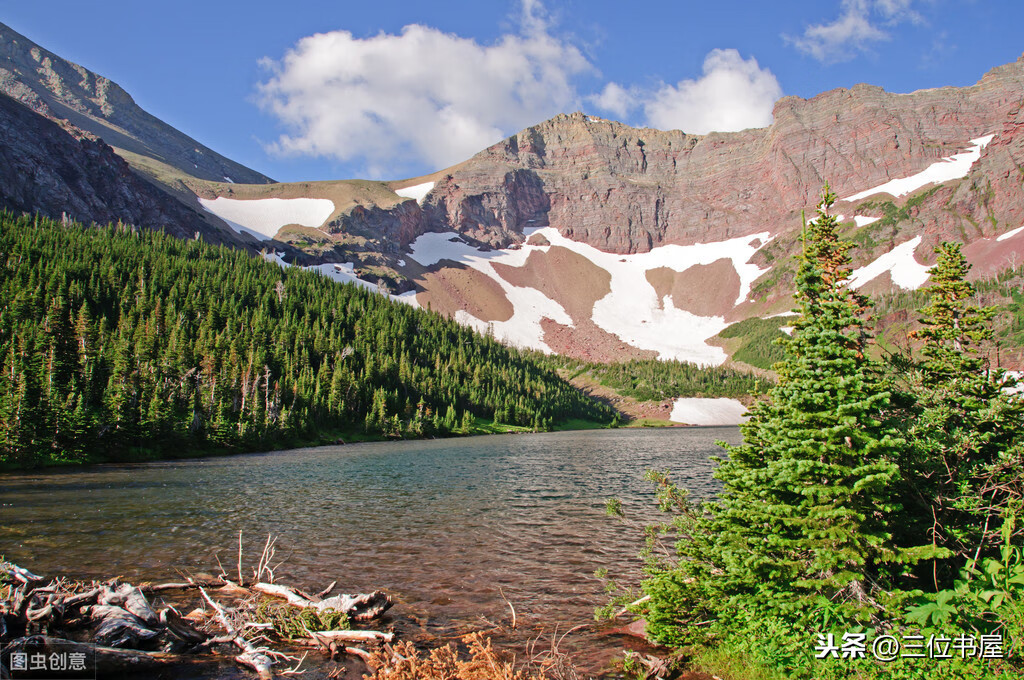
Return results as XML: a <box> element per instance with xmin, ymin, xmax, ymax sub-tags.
<box><xmin>644</xmin><ymin>187</ymin><xmax>923</xmax><ymax>646</ymax></box>
<box><xmin>898</xmin><ymin>242</ymin><xmax>1024</xmax><ymax>580</ymax></box>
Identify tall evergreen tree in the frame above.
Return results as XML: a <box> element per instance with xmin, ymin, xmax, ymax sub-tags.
<box><xmin>896</xmin><ymin>242</ymin><xmax>1024</xmax><ymax>582</ymax></box>
<box><xmin>643</xmin><ymin>187</ymin><xmax>926</xmax><ymax>646</ymax></box>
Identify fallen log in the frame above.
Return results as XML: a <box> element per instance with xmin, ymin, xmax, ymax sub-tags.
<box><xmin>98</xmin><ymin>583</ymin><xmax>160</xmax><ymax>626</ymax></box>
<box><xmin>86</xmin><ymin>604</ymin><xmax>162</xmax><ymax>648</ymax></box>
<box><xmin>304</xmin><ymin>629</ymin><xmax>394</xmax><ymax>644</ymax></box>
<box><xmin>139</xmin><ymin>577</ymin><xmax>228</xmax><ymax>594</ymax></box>
<box><xmin>160</xmin><ymin>605</ymin><xmax>209</xmax><ymax>644</ymax></box>
<box><xmin>252</xmin><ymin>583</ymin><xmax>392</xmax><ymax>621</ymax></box>
<box><xmin>1</xmin><ymin>557</ymin><xmax>394</xmax><ymax>679</ymax></box>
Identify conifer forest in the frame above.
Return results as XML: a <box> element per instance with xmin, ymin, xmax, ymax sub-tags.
<box><xmin>0</xmin><ymin>213</ymin><xmax>612</xmax><ymax>467</ymax></box>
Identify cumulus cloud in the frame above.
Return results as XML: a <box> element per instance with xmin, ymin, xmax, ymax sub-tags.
<box><xmin>589</xmin><ymin>82</ymin><xmax>639</xmax><ymax>120</ymax></box>
<box><xmin>257</xmin><ymin>1</ymin><xmax>593</xmax><ymax>177</ymax></box>
<box><xmin>642</xmin><ymin>49</ymin><xmax>782</xmax><ymax>135</ymax></box>
<box><xmin>788</xmin><ymin>0</ymin><xmax>924</xmax><ymax>63</ymax></box>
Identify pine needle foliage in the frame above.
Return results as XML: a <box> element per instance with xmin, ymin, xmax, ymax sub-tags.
<box><xmin>0</xmin><ymin>213</ymin><xmax>612</xmax><ymax>467</ymax></box>
<box><xmin>642</xmin><ymin>186</ymin><xmax>923</xmax><ymax>645</ymax></box>
<box><xmin>894</xmin><ymin>243</ymin><xmax>1024</xmax><ymax>583</ymax></box>
<box><xmin>621</xmin><ymin>191</ymin><xmax>1024</xmax><ymax>679</ymax></box>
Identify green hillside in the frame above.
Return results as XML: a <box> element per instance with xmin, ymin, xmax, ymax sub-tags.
<box><xmin>0</xmin><ymin>213</ymin><xmax>612</xmax><ymax>468</ymax></box>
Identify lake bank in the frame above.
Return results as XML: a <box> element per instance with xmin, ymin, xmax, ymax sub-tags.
<box><xmin>0</xmin><ymin>428</ymin><xmax>739</xmax><ymax>677</ymax></box>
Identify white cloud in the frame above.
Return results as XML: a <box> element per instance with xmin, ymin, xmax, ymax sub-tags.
<box><xmin>589</xmin><ymin>82</ymin><xmax>638</xmax><ymax>120</ymax></box>
<box><xmin>642</xmin><ymin>49</ymin><xmax>782</xmax><ymax>135</ymax></box>
<box><xmin>257</xmin><ymin>1</ymin><xmax>593</xmax><ymax>177</ymax></box>
<box><xmin>788</xmin><ymin>0</ymin><xmax>924</xmax><ymax>63</ymax></box>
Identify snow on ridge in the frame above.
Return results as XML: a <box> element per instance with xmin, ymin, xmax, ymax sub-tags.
<box><xmin>549</xmin><ymin>229</ymin><xmax>771</xmax><ymax>365</ymax></box>
<box><xmin>263</xmin><ymin>251</ymin><xmax>289</xmax><ymax>268</ymax></box>
<box><xmin>670</xmin><ymin>398</ymin><xmax>749</xmax><ymax>426</ymax></box>
<box><xmin>405</xmin><ymin>227</ymin><xmax>773</xmax><ymax>364</ymax></box>
<box><xmin>854</xmin><ymin>215</ymin><xmax>880</xmax><ymax>227</ymax></box>
<box><xmin>199</xmin><ymin>196</ymin><xmax>335</xmax><ymax>241</ymax></box>
<box><xmin>406</xmin><ymin>231</ymin><xmax>572</xmax><ymax>353</ymax></box>
<box><xmin>394</xmin><ymin>181</ymin><xmax>435</xmax><ymax>204</ymax></box>
<box><xmin>844</xmin><ymin>134</ymin><xmax>995</xmax><ymax>202</ymax></box>
<box><xmin>305</xmin><ymin>262</ymin><xmax>420</xmax><ymax>306</ymax></box>
<box><xmin>997</xmin><ymin>225</ymin><xmax>1024</xmax><ymax>242</ymax></box>
<box><xmin>848</xmin><ymin>236</ymin><xmax>931</xmax><ymax>290</ymax></box>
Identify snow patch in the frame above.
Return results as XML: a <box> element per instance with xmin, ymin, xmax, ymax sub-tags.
<box><xmin>304</xmin><ymin>262</ymin><xmax>420</xmax><ymax>307</ymax></box>
<box><xmin>997</xmin><ymin>225</ymin><xmax>1024</xmax><ymax>242</ymax></box>
<box><xmin>848</xmin><ymin>236</ymin><xmax>930</xmax><ymax>290</ymax></box>
<box><xmin>670</xmin><ymin>398</ymin><xmax>749</xmax><ymax>426</ymax></box>
<box><xmin>780</xmin><ymin>326</ymin><xmax>795</xmax><ymax>336</ymax></box>
<box><xmin>263</xmin><ymin>251</ymin><xmax>289</xmax><ymax>268</ymax></box>
<box><xmin>1002</xmin><ymin>371</ymin><xmax>1023</xmax><ymax>396</ymax></box>
<box><xmin>394</xmin><ymin>181</ymin><xmax>435</xmax><ymax>204</ymax></box>
<box><xmin>844</xmin><ymin>135</ymin><xmax>994</xmax><ymax>202</ymax></box>
<box><xmin>199</xmin><ymin>196</ymin><xmax>335</xmax><ymax>241</ymax></box>
<box><xmin>223</xmin><ymin>176</ymin><xmax>235</xmax><ymax>184</ymax></box>
<box><xmin>407</xmin><ymin>231</ymin><xmax>572</xmax><ymax>353</ymax></box>
<box><xmin>397</xmin><ymin>259</ymin><xmax>406</xmax><ymax>267</ymax></box>
<box><xmin>406</xmin><ymin>227</ymin><xmax>772</xmax><ymax>363</ymax></box>
<box><xmin>854</xmin><ymin>215</ymin><xmax>880</xmax><ymax>227</ymax></box>
<box><xmin>765</xmin><ymin>310</ymin><xmax>799</xmax><ymax>318</ymax></box>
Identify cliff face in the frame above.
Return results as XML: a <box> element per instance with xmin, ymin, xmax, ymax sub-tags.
<box><xmin>183</xmin><ymin>55</ymin><xmax>1024</xmax><ymax>364</ymax></box>
<box><xmin>4</xmin><ymin>15</ymin><xmax>1022</xmax><ymax>366</ymax></box>
<box><xmin>0</xmin><ymin>92</ymin><xmax>237</xmax><ymax>245</ymax></box>
<box><xmin>418</xmin><ymin>55</ymin><xmax>1024</xmax><ymax>254</ymax></box>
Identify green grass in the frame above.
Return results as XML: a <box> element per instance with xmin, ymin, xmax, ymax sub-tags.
<box><xmin>549</xmin><ymin>417</ymin><xmax>610</xmax><ymax>432</ymax></box>
<box><xmin>623</xmin><ymin>418</ymin><xmax>676</xmax><ymax>428</ymax></box>
<box><xmin>716</xmin><ymin>317</ymin><xmax>790</xmax><ymax>370</ymax></box>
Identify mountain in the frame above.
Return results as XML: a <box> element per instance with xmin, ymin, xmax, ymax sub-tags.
<box><xmin>0</xmin><ymin>22</ymin><xmax>272</xmax><ymax>186</ymax></box>
<box><xmin>0</xmin><ymin>21</ymin><xmax>278</xmax><ymax>246</ymax></box>
<box><xmin>2</xmin><ymin>19</ymin><xmax>1022</xmax><ymax>369</ymax></box>
<box><xmin>0</xmin><ymin>91</ymin><xmax>241</xmax><ymax>243</ymax></box>
<box><xmin>195</xmin><ymin>56</ymin><xmax>1024</xmax><ymax>367</ymax></box>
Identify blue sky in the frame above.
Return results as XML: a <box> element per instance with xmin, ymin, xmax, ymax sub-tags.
<box><xmin>3</xmin><ymin>1</ymin><xmax>1022</xmax><ymax>182</ymax></box>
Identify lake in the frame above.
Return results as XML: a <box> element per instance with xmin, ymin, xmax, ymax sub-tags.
<box><xmin>0</xmin><ymin>427</ymin><xmax>740</xmax><ymax>677</ymax></box>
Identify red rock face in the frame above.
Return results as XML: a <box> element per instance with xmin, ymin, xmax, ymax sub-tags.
<box><xmin>417</xmin><ymin>56</ymin><xmax>1024</xmax><ymax>258</ymax></box>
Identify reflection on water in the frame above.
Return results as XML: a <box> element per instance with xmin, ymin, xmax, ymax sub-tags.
<box><xmin>0</xmin><ymin>427</ymin><xmax>739</xmax><ymax>674</ymax></box>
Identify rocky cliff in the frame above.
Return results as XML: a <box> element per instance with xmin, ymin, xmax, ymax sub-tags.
<box><xmin>419</xmin><ymin>55</ymin><xmax>1024</xmax><ymax>255</ymax></box>
<box><xmin>3</xmin><ymin>16</ymin><xmax>1022</xmax><ymax>367</ymax></box>
<box><xmin>0</xmin><ymin>21</ymin><xmax>273</xmax><ymax>186</ymax></box>
<box><xmin>0</xmin><ymin>91</ymin><xmax>240</xmax><ymax>244</ymax></box>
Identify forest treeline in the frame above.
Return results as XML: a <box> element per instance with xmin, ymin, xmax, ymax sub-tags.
<box><xmin>0</xmin><ymin>213</ymin><xmax>613</xmax><ymax>467</ymax></box>
<box><xmin>556</xmin><ymin>357</ymin><xmax>765</xmax><ymax>401</ymax></box>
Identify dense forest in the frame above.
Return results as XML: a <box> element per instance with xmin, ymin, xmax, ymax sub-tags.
<box><xmin>607</xmin><ymin>188</ymin><xmax>1024</xmax><ymax>679</ymax></box>
<box><xmin>0</xmin><ymin>213</ymin><xmax>613</xmax><ymax>468</ymax></box>
<box><xmin>555</xmin><ymin>357</ymin><xmax>764</xmax><ymax>401</ymax></box>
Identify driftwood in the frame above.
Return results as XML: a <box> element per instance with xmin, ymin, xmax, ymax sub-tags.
<box><xmin>1</xmin><ymin>555</ymin><xmax>394</xmax><ymax>680</ymax></box>
<box><xmin>139</xmin><ymin>576</ymin><xmax>228</xmax><ymax>593</ymax></box>
<box><xmin>200</xmin><ymin>586</ymin><xmax>275</xmax><ymax>680</ymax></box>
<box><xmin>87</xmin><ymin>603</ymin><xmax>162</xmax><ymax>647</ymax></box>
<box><xmin>252</xmin><ymin>582</ymin><xmax>393</xmax><ymax>621</ymax></box>
<box><xmin>305</xmin><ymin>629</ymin><xmax>394</xmax><ymax>644</ymax></box>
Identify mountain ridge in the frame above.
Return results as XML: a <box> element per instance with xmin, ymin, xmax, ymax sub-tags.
<box><xmin>0</xmin><ymin>21</ymin><xmax>274</xmax><ymax>187</ymax></box>
<box><xmin>2</xmin><ymin>21</ymin><xmax>1023</xmax><ymax>367</ymax></box>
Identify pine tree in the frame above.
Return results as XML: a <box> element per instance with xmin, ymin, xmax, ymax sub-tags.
<box><xmin>898</xmin><ymin>242</ymin><xmax>1024</xmax><ymax>580</ymax></box>
<box><xmin>643</xmin><ymin>187</ymin><xmax>922</xmax><ymax>646</ymax></box>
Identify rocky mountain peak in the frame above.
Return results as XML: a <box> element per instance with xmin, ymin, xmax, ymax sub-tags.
<box><xmin>0</xmin><ymin>21</ymin><xmax>273</xmax><ymax>186</ymax></box>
